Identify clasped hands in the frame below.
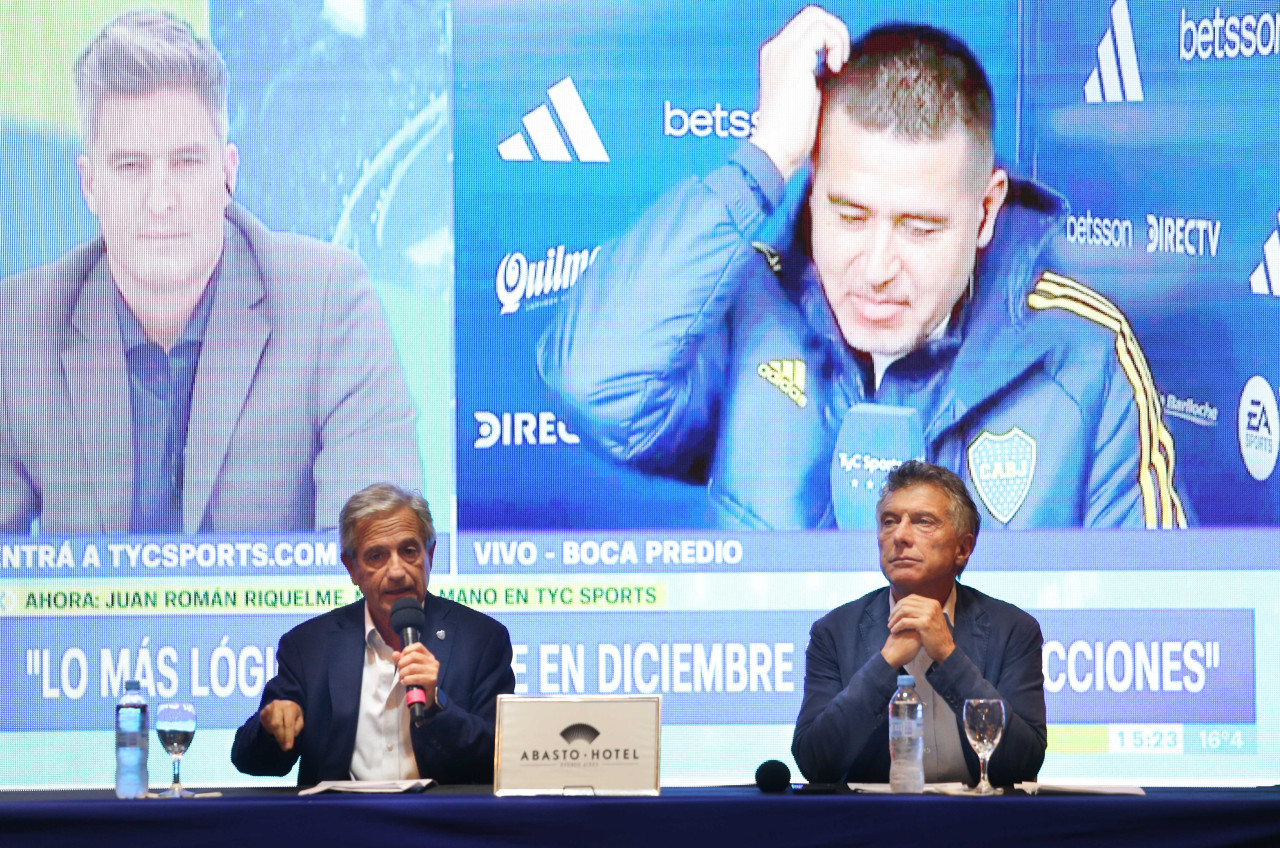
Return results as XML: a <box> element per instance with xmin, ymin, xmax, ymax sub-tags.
<box><xmin>880</xmin><ymin>594</ymin><xmax>956</xmax><ymax>669</ymax></box>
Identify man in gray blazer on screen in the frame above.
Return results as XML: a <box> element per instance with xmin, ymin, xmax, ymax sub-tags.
<box><xmin>0</xmin><ymin>10</ymin><xmax>422</xmax><ymax>534</ymax></box>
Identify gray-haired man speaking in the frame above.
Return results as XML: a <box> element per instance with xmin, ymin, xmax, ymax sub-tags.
<box><xmin>0</xmin><ymin>9</ymin><xmax>422</xmax><ymax>533</ymax></box>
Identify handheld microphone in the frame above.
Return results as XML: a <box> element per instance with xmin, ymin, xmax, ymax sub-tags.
<box><xmin>830</xmin><ymin>404</ymin><xmax>925</xmax><ymax>529</ymax></box>
<box><xmin>755</xmin><ymin>759</ymin><xmax>792</xmax><ymax>793</ymax></box>
<box><xmin>389</xmin><ymin>596</ymin><xmax>429</xmax><ymax>726</ymax></box>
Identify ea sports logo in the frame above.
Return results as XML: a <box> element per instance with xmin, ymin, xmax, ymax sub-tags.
<box><xmin>1238</xmin><ymin>376</ymin><xmax>1279</xmax><ymax>481</ymax></box>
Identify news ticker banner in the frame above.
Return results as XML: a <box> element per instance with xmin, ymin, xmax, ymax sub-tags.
<box><xmin>1</xmin><ymin>529</ymin><xmax>1276</xmax><ymax>787</ymax></box>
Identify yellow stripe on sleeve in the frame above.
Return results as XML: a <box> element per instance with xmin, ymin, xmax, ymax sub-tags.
<box><xmin>1027</xmin><ymin>272</ymin><xmax>1187</xmax><ymax>529</ymax></box>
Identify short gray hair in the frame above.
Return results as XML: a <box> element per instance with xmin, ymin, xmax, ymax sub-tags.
<box><xmin>877</xmin><ymin>460</ymin><xmax>981</xmax><ymax>543</ymax></box>
<box><xmin>74</xmin><ymin>9</ymin><xmax>229</xmax><ymax>145</ymax></box>
<box><xmin>340</xmin><ymin>483</ymin><xmax>435</xmax><ymax>561</ymax></box>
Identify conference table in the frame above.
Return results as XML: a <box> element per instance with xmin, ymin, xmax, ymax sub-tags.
<box><xmin>4</xmin><ymin>785</ymin><xmax>1280</xmax><ymax>848</ymax></box>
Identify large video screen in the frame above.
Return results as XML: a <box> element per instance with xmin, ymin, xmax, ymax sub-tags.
<box><xmin>2</xmin><ymin>0</ymin><xmax>1279</xmax><ymax>789</ymax></box>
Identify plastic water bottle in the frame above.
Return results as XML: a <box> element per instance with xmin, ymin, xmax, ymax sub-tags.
<box><xmin>888</xmin><ymin>674</ymin><xmax>924</xmax><ymax>793</ymax></box>
<box><xmin>115</xmin><ymin>680</ymin><xmax>149</xmax><ymax>799</ymax></box>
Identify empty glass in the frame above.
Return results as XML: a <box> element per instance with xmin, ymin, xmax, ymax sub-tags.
<box><xmin>963</xmin><ymin>698</ymin><xmax>1005</xmax><ymax>795</ymax></box>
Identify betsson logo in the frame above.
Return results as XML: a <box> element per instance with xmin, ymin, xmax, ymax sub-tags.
<box><xmin>474</xmin><ymin>411</ymin><xmax>580</xmax><ymax>449</ymax></box>
<box><xmin>1181</xmin><ymin>7</ymin><xmax>1280</xmax><ymax>60</ymax></box>
<box><xmin>495</xmin><ymin>245</ymin><xmax>600</xmax><ymax>315</ymax></box>
<box><xmin>664</xmin><ymin>101</ymin><xmax>758</xmax><ymax>139</ymax></box>
<box><xmin>1065</xmin><ymin>210</ymin><xmax>1133</xmax><ymax>248</ymax></box>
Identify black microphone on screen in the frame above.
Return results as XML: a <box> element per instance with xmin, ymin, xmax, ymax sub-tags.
<box><xmin>755</xmin><ymin>759</ymin><xmax>792</xmax><ymax>793</ymax></box>
<box><xmin>389</xmin><ymin>596</ymin><xmax>429</xmax><ymax>726</ymax></box>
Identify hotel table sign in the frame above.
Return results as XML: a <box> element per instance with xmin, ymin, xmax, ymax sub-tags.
<box><xmin>493</xmin><ymin>695</ymin><xmax>661</xmax><ymax>796</ymax></box>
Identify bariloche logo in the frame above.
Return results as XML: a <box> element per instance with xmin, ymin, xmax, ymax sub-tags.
<box><xmin>757</xmin><ymin>359</ymin><xmax>808</xmax><ymax>408</ymax></box>
<box><xmin>1084</xmin><ymin>0</ymin><xmax>1145</xmax><ymax>103</ymax></box>
<box><xmin>1248</xmin><ymin>211</ymin><xmax>1280</xmax><ymax>297</ymax></box>
<box><xmin>1238</xmin><ymin>376</ymin><xmax>1279</xmax><ymax>482</ymax></box>
<box><xmin>560</xmin><ymin>723</ymin><xmax>601</xmax><ymax>744</ymax></box>
<box><xmin>966</xmin><ymin>427</ymin><xmax>1037</xmax><ymax>524</ymax></box>
<box><xmin>498</xmin><ymin>77</ymin><xmax>609</xmax><ymax>163</ymax></box>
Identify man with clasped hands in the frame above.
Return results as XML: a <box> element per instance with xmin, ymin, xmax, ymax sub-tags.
<box><xmin>792</xmin><ymin>461</ymin><xmax>1046</xmax><ymax>785</ymax></box>
<box><xmin>232</xmin><ymin>484</ymin><xmax>515</xmax><ymax>784</ymax></box>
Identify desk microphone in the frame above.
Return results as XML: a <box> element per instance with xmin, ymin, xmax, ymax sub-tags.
<box><xmin>830</xmin><ymin>404</ymin><xmax>925</xmax><ymax>529</ymax></box>
<box><xmin>755</xmin><ymin>759</ymin><xmax>792</xmax><ymax>793</ymax></box>
<box><xmin>389</xmin><ymin>597</ymin><xmax>429</xmax><ymax>726</ymax></box>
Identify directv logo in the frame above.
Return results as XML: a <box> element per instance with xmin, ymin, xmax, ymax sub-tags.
<box><xmin>1084</xmin><ymin>0</ymin><xmax>1144</xmax><ymax>103</ymax></box>
<box><xmin>1249</xmin><ymin>211</ymin><xmax>1280</xmax><ymax>297</ymax></box>
<box><xmin>498</xmin><ymin>77</ymin><xmax>609</xmax><ymax>163</ymax></box>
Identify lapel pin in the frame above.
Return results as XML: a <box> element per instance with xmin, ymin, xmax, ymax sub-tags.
<box><xmin>436</xmin><ymin>629</ymin><xmax>446</xmax><ymax>640</ymax></box>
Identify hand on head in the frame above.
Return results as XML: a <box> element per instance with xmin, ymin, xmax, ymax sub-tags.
<box><xmin>752</xmin><ymin>5</ymin><xmax>850</xmax><ymax>180</ymax></box>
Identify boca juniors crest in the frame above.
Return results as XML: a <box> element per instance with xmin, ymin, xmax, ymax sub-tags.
<box><xmin>966</xmin><ymin>427</ymin><xmax>1037</xmax><ymax>524</ymax></box>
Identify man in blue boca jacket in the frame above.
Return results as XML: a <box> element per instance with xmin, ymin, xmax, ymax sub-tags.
<box><xmin>539</xmin><ymin>7</ymin><xmax>1186</xmax><ymax>530</ymax></box>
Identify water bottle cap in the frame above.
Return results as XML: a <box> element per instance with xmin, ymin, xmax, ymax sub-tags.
<box><xmin>124</xmin><ymin>680</ymin><xmax>141</xmax><ymax>691</ymax></box>
<box><xmin>897</xmin><ymin>674</ymin><xmax>914</xmax><ymax>687</ymax></box>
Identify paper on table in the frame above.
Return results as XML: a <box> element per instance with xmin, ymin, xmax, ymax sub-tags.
<box><xmin>1016</xmin><ymin>783</ymin><xmax>1146</xmax><ymax>796</ymax></box>
<box><xmin>846</xmin><ymin>783</ymin><xmax>972</xmax><ymax>794</ymax></box>
<box><xmin>298</xmin><ymin>779</ymin><xmax>436</xmax><ymax>796</ymax></box>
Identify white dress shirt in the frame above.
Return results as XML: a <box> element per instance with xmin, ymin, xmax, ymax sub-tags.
<box><xmin>892</xmin><ymin>585</ymin><xmax>972</xmax><ymax>783</ymax></box>
<box><xmin>349</xmin><ymin>605</ymin><xmax>420</xmax><ymax>780</ymax></box>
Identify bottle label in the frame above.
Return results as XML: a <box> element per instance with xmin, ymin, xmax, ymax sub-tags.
<box><xmin>889</xmin><ymin>717</ymin><xmax>922</xmax><ymax>739</ymax></box>
<box><xmin>118</xmin><ymin>706</ymin><xmax>143</xmax><ymax>733</ymax></box>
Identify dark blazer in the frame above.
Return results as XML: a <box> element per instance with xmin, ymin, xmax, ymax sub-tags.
<box><xmin>0</xmin><ymin>204</ymin><xmax>422</xmax><ymax>532</ymax></box>
<box><xmin>231</xmin><ymin>593</ymin><xmax>515</xmax><ymax>785</ymax></box>
<box><xmin>792</xmin><ymin>583</ymin><xmax>1047</xmax><ymax>786</ymax></box>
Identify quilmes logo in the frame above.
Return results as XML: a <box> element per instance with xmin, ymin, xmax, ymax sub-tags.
<box><xmin>498</xmin><ymin>77</ymin><xmax>609</xmax><ymax>163</ymax></box>
<box><xmin>1181</xmin><ymin>6</ymin><xmax>1280</xmax><ymax>60</ymax></box>
<box><xmin>757</xmin><ymin>359</ymin><xmax>808</xmax><ymax>407</ymax></box>
<box><xmin>1163</xmin><ymin>393</ymin><xmax>1220</xmax><ymax>426</ymax></box>
<box><xmin>1238</xmin><ymin>376</ymin><xmax>1279</xmax><ymax>481</ymax></box>
<box><xmin>496</xmin><ymin>244</ymin><xmax>600</xmax><ymax>315</ymax></box>
<box><xmin>474</xmin><ymin>411</ymin><xmax>580</xmax><ymax>448</ymax></box>
<box><xmin>1084</xmin><ymin>0</ymin><xmax>1145</xmax><ymax>103</ymax></box>
<box><xmin>1249</xmin><ymin>211</ymin><xmax>1280</xmax><ymax>297</ymax></box>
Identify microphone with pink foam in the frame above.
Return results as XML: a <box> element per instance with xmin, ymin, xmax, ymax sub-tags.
<box><xmin>390</xmin><ymin>596</ymin><xmax>430</xmax><ymax>726</ymax></box>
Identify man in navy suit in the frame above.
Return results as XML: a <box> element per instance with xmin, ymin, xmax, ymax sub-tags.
<box><xmin>232</xmin><ymin>483</ymin><xmax>515</xmax><ymax>785</ymax></box>
<box><xmin>792</xmin><ymin>461</ymin><xmax>1046</xmax><ymax>786</ymax></box>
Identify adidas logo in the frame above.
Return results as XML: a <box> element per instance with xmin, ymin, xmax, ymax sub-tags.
<box><xmin>498</xmin><ymin>77</ymin><xmax>609</xmax><ymax>163</ymax></box>
<box><xmin>1084</xmin><ymin>0</ymin><xmax>1144</xmax><ymax>103</ymax></box>
<box><xmin>1249</xmin><ymin>211</ymin><xmax>1280</xmax><ymax>296</ymax></box>
<box><xmin>757</xmin><ymin>359</ymin><xmax>808</xmax><ymax>408</ymax></box>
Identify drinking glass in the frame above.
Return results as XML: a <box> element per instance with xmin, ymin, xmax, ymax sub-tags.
<box><xmin>963</xmin><ymin>699</ymin><xmax>1005</xmax><ymax>795</ymax></box>
<box><xmin>155</xmin><ymin>702</ymin><xmax>197</xmax><ymax>798</ymax></box>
